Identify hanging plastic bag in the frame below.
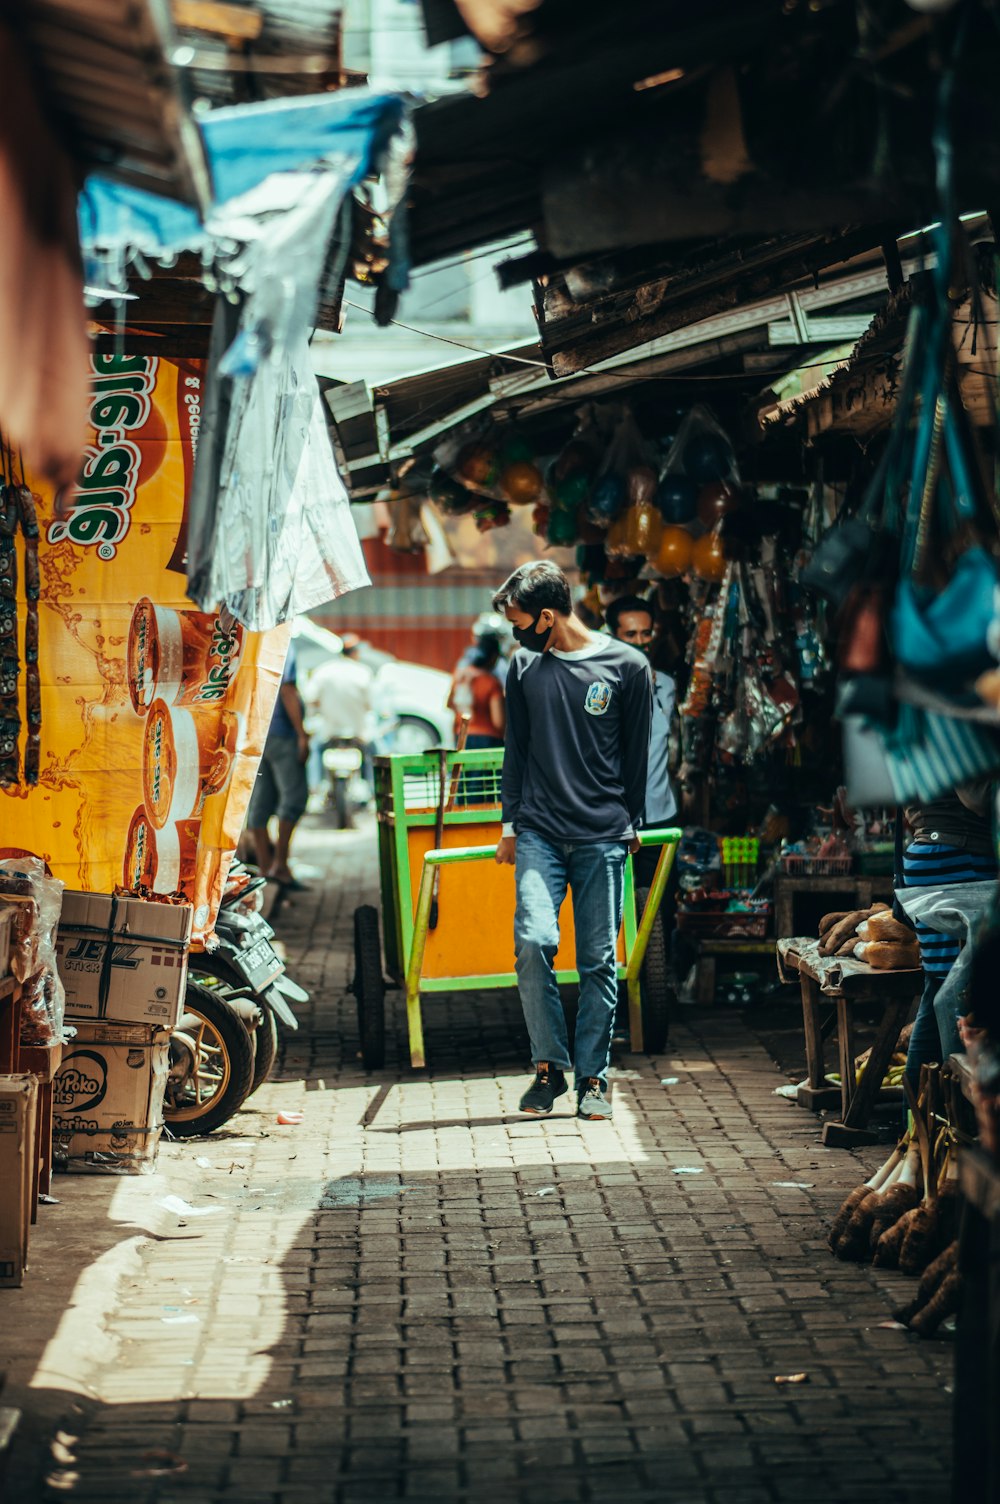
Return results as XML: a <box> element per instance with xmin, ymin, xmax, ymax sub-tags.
<box><xmin>0</xmin><ymin>855</ymin><xmax>65</xmax><ymax>1045</ymax></box>
<box><xmin>588</xmin><ymin>406</ymin><xmax>653</xmax><ymax>527</ymax></box>
<box><xmin>661</xmin><ymin>404</ymin><xmax>739</xmax><ymax>488</ymax></box>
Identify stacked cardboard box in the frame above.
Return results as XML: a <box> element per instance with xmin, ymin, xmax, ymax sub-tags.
<box><xmin>54</xmin><ymin>893</ymin><xmax>191</xmax><ymax>1174</ymax></box>
<box><xmin>0</xmin><ymin>1075</ymin><xmax>38</xmax><ymax>1286</ymax></box>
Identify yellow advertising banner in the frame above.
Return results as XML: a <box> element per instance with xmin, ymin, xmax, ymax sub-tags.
<box><xmin>0</xmin><ymin>354</ymin><xmax>289</xmax><ymax>941</ymax></box>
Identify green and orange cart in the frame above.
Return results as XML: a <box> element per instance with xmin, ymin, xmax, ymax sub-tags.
<box><xmin>352</xmin><ymin>747</ymin><xmax>679</xmax><ymax>1069</ymax></box>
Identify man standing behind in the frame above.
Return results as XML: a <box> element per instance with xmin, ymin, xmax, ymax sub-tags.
<box><xmin>606</xmin><ymin>595</ymin><xmax>677</xmax><ymax>888</ymax></box>
<box><xmin>493</xmin><ymin>561</ymin><xmax>652</xmax><ymax>1120</ymax></box>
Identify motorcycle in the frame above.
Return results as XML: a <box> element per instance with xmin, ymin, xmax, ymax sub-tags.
<box><xmin>164</xmin><ymin>871</ymin><xmax>308</xmax><ymax>1136</ymax></box>
<box><xmin>321</xmin><ymin>736</ymin><xmax>370</xmax><ymax>829</ymax></box>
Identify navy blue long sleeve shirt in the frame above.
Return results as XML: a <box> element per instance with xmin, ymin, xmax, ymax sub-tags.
<box><xmin>501</xmin><ymin>636</ymin><xmax>652</xmax><ymax>844</ymax></box>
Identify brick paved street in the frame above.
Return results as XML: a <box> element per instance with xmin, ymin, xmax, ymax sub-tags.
<box><xmin>2</xmin><ymin>814</ymin><xmax>952</xmax><ymax>1503</ymax></box>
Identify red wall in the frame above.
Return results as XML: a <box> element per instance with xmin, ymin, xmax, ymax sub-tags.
<box><xmin>312</xmin><ymin>537</ymin><xmax>492</xmax><ymax>674</ymax></box>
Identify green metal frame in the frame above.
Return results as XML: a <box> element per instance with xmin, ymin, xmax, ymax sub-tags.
<box><xmin>373</xmin><ymin>751</ymin><xmax>679</xmax><ymax>1067</ymax></box>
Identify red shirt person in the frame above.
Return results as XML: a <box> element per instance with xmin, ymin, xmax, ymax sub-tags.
<box><xmin>448</xmin><ymin>631</ymin><xmax>505</xmax><ymax>748</ymax></box>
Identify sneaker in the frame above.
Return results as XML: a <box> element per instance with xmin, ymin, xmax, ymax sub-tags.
<box><xmin>576</xmin><ymin>1077</ymin><xmax>613</xmax><ymax>1121</ymax></box>
<box><xmin>519</xmin><ymin>1064</ymin><xmax>568</xmax><ymax>1115</ymax></box>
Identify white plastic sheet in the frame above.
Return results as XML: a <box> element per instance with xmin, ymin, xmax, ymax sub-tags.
<box><xmin>895</xmin><ymin>880</ymin><xmax>997</xmax><ymax>1056</ymax></box>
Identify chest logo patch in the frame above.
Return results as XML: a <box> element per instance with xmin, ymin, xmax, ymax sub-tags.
<box><xmin>584</xmin><ymin>681</ymin><xmax>612</xmax><ymax>716</ymax></box>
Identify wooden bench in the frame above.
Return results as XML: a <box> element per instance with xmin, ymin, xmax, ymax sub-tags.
<box><xmin>777</xmin><ymin>936</ymin><xmax>921</xmax><ymax>1147</ymax></box>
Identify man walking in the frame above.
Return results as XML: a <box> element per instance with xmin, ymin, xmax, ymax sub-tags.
<box><xmin>493</xmin><ymin>561</ymin><xmax>652</xmax><ymax>1120</ymax></box>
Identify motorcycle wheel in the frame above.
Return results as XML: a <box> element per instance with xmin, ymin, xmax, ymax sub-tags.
<box><xmin>353</xmin><ymin>904</ymin><xmax>385</xmax><ymax>1070</ymax></box>
<box><xmin>250</xmin><ymin>1006</ymin><xmax>279</xmax><ymax>1093</ymax></box>
<box><xmin>164</xmin><ymin>980</ymin><xmax>256</xmax><ymax>1137</ymax></box>
<box><xmin>334</xmin><ymin>777</ymin><xmax>354</xmax><ymax>830</ymax></box>
<box><xmin>636</xmin><ymin>887</ymin><xmax>672</xmax><ymax>1054</ymax></box>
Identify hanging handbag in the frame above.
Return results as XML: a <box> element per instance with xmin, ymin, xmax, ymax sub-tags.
<box><xmin>890</xmin><ymin>384</ymin><xmax>1000</xmax><ymax>686</ymax></box>
<box><xmin>888</xmin><ymin>157</ymin><xmax>1000</xmax><ymax>690</ymax></box>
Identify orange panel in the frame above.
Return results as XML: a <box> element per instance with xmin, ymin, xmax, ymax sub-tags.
<box><xmin>406</xmin><ymin>822</ymin><xmax>625</xmax><ymax>980</ymax></box>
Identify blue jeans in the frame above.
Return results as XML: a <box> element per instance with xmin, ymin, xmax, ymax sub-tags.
<box><xmin>904</xmin><ymin>972</ymin><xmax>945</xmax><ymax>1094</ymax></box>
<box><xmin>514</xmin><ymin>830</ymin><xmax>627</xmax><ymax>1083</ymax></box>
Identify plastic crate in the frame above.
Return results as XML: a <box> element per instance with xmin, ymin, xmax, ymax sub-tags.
<box><xmin>676</xmin><ymin>902</ymin><xmax>771</xmax><ymax>939</ymax></box>
<box><xmin>779</xmin><ymin>854</ymin><xmax>852</xmax><ymax>877</ymax></box>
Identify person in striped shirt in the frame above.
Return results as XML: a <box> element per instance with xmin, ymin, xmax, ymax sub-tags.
<box><xmin>902</xmin><ymin>782</ymin><xmax>996</xmax><ymax>1092</ymax></box>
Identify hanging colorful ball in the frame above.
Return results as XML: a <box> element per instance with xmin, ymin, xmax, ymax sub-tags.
<box><xmin>654</xmin><ymin>525</ymin><xmax>694</xmax><ymax>579</ymax></box>
<box><xmin>692</xmin><ymin>530</ymin><xmax>727</xmax><ymax>582</ymax></box>
<box><xmin>696</xmin><ymin>481</ymin><xmax>741</xmax><ymax>528</ymax></box>
<box><xmin>588</xmin><ymin>473</ymin><xmax>625</xmax><ymax>526</ymax></box>
<box><xmin>531</xmin><ymin>503</ymin><xmax>550</xmax><ymax>537</ymax></box>
<box><xmin>547</xmin><ymin>508</ymin><xmax>578</xmax><ymax>547</ymax></box>
<box><xmin>605</xmin><ymin>513</ymin><xmax>635</xmax><ymax>558</ymax></box>
<box><xmin>457</xmin><ymin>442</ymin><xmax>499</xmax><ymax>487</ymax></box>
<box><xmin>682</xmin><ymin>431</ymin><xmax>734</xmax><ymax>484</ymax></box>
<box><xmin>654</xmin><ymin>474</ymin><xmax>698</xmax><ymax>524</ymax></box>
<box><xmin>500</xmin><ymin>461</ymin><xmax>544</xmax><ymax>505</ymax></box>
<box><xmin>554</xmin><ymin>472</ymin><xmax>590</xmax><ymax>511</ymax></box>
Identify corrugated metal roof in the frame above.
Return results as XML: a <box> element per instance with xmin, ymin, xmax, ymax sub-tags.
<box><xmin>14</xmin><ymin>0</ymin><xmax>211</xmax><ymax>206</ymax></box>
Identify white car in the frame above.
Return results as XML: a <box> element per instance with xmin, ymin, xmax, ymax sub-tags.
<box><xmin>291</xmin><ymin>617</ymin><xmax>453</xmax><ymax>753</ymax></box>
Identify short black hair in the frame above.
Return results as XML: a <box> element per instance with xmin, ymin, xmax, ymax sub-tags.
<box><xmin>492</xmin><ymin>561</ymin><xmax>572</xmax><ymax>618</ymax></box>
<box><xmin>470</xmin><ymin>633</ymin><xmax>501</xmax><ymax>668</ymax></box>
<box><xmin>605</xmin><ymin>594</ymin><xmax>654</xmax><ymax>636</ymax></box>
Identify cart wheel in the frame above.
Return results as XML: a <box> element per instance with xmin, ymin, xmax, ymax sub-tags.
<box><xmin>637</xmin><ymin>887</ymin><xmax>673</xmax><ymax>1054</ymax></box>
<box><xmin>353</xmin><ymin>905</ymin><xmax>386</xmax><ymax>1070</ymax></box>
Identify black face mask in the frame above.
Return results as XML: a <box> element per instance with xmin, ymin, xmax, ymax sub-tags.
<box><xmin>513</xmin><ymin>614</ymin><xmax>553</xmax><ymax>655</ymax></box>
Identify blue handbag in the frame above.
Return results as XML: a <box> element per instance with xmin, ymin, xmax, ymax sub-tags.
<box><xmin>889</xmin><ymin>212</ymin><xmax>1000</xmax><ymax>690</ymax></box>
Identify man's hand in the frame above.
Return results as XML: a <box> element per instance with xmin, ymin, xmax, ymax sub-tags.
<box><xmin>629</xmin><ymin>836</ymin><xmax>641</xmax><ymax>855</ymax></box>
<box><xmin>496</xmin><ymin>835</ymin><xmax>517</xmax><ymax>865</ymax></box>
<box><xmin>297</xmin><ymin>732</ymin><xmax>310</xmax><ymax>765</ymax></box>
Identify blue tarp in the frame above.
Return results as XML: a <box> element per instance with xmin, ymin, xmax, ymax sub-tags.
<box><xmin>78</xmin><ymin>88</ymin><xmax>406</xmax><ymax>264</ymax></box>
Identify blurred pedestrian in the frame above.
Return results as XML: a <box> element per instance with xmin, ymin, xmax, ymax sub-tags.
<box><xmin>458</xmin><ymin>611</ymin><xmax>513</xmax><ymax>687</ymax></box>
<box><xmin>248</xmin><ymin>646</ymin><xmax>310</xmax><ymax>890</ymax></box>
<box><xmin>448</xmin><ymin>628</ymin><xmax>505</xmax><ymax>750</ymax></box>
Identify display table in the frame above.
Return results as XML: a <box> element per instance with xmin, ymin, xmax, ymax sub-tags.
<box><xmin>954</xmin><ymin>1147</ymin><xmax>1000</xmax><ymax>1504</ymax></box>
<box><xmin>691</xmin><ymin>937</ymin><xmax>776</xmax><ymax>1004</ymax></box>
<box><xmin>777</xmin><ymin>937</ymin><xmax>921</xmax><ymax>1147</ymax></box>
<box><xmin>773</xmin><ymin>874</ymin><xmax>894</xmax><ymax>941</ymax></box>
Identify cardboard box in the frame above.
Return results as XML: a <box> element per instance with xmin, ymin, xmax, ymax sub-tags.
<box><xmin>52</xmin><ymin>1022</ymin><xmax>169</xmax><ymax>1174</ymax></box>
<box><xmin>56</xmin><ymin>891</ymin><xmax>191</xmax><ymax>1028</ymax></box>
<box><xmin>0</xmin><ymin>1075</ymin><xmax>38</xmax><ymax>1286</ymax></box>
